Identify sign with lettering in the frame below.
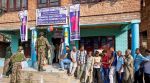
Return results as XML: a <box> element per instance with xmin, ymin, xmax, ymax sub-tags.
<box><xmin>36</xmin><ymin>7</ymin><xmax>68</xmax><ymax>25</ymax></box>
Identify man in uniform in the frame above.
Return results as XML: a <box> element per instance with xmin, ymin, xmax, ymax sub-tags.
<box><xmin>36</xmin><ymin>32</ymin><xmax>50</xmax><ymax>71</ymax></box>
<box><xmin>10</xmin><ymin>46</ymin><xmax>26</xmax><ymax>83</ymax></box>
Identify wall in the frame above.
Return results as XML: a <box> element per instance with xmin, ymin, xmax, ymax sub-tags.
<box><xmin>0</xmin><ymin>0</ymin><xmax>141</xmax><ymax>30</ymax></box>
<box><xmin>140</xmin><ymin>0</ymin><xmax>150</xmax><ymax>49</ymax></box>
<box><xmin>115</xmin><ymin>30</ymin><xmax>128</xmax><ymax>54</ymax></box>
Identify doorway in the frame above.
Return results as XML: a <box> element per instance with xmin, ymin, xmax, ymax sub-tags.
<box><xmin>52</xmin><ymin>38</ymin><xmax>61</xmax><ymax>63</ymax></box>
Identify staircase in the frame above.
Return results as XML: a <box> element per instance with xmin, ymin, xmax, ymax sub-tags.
<box><xmin>0</xmin><ymin>65</ymin><xmax>80</xmax><ymax>83</ymax></box>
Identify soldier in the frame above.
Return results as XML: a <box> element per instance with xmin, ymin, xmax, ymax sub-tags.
<box><xmin>3</xmin><ymin>46</ymin><xmax>12</xmax><ymax>77</ymax></box>
<box><xmin>10</xmin><ymin>46</ymin><xmax>26</xmax><ymax>83</ymax></box>
<box><xmin>36</xmin><ymin>32</ymin><xmax>50</xmax><ymax>71</ymax></box>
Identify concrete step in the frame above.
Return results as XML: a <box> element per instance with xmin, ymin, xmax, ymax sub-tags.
<box><xmin>0</xmin><ymin>65</ymin><xmax>80</xmax><ymax>83</ymax></box>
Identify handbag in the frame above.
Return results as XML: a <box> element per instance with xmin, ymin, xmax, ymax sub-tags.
<box><xmin>21</xmin><ymin>61</ymin><xmax>28</xmax><ymax>69</ymax></box>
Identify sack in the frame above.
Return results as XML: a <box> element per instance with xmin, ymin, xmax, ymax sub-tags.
<box><xmin>21</xmin><ymin>61</ymin><xmax>28</xmax><ymax>69</ymax></box>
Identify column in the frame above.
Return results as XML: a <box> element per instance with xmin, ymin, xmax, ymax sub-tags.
<box><xmin>30</xmin><ymin>27</ymin><xmax>37</xmax><ymax>67</ymax></box>
<box><xmin>63</xmin><ymin>25</ymin><xmax>69</xmax><ymax>46</ymax></box>
<box><xmin>131</xmin><ymin>20</ymin><xmax>140</xmax><ymax>59</ymax></box>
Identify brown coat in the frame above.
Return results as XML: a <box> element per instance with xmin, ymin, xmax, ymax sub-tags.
<box><xmin>123</xmin><ymin>55</ymin><xmax>134</xmax><ymax>82</ymax></box>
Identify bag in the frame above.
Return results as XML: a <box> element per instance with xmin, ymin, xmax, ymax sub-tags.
<box><xmin>21</xmin><ymin>61</ymin><xmax>28</xmax><ymax>69</ymax></box>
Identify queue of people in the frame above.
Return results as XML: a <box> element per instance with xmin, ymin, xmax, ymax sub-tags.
<box><xmin>59</xmin><ymin>46</ymin><xmax>150</xmax><ymax>83</ymax></box>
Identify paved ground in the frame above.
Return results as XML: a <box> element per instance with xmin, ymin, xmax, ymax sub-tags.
<box><xmin>0</xmin><ymin>64</ymin><xmax>79</xmax><ymax>83</ymax></box>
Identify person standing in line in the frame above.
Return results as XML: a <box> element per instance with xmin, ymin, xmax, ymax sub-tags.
<box><xmin>123</xmin><ymin>49</ymin><xmax>134</xmax><ymax>83</ymax></box>
<box><xmin>101</xmin><ymin>50</ymin><xmax>110</xmax><ymax>83</ymax></box>
<box><xmin>3</xmin><ymin>46</ymin><xmax>12</xmax><ymax>77</ymax></box>
<box><xmin>77</xmin><ymin>45</ymin><xmax>87</xmax><ymax>82</ymax></box>
<box><xmin>93</xmin><ymin>51</ymin><xmax>102</xmax><ymax>83</ymax></box>
<box><xmin>84</xmin><ymin>51</ymin><xmax>94</xmax><ymax>83</ymax></box>
<box><xmin>10</xmin><ymin>46</ymin><xmax>26</xmax><ymax>83</ymax></box>
<box><xmin>36</xmin><ymin>32</ymin><xmax>50</xmax><ymax>71</ymax></box>
<box><xmin>69</xmin><ymin>46</ymin><xmax>78</xmax><ymax>76</ymax></box>
<box><xmin>143</xmin><ymin>49</ymin><xmax>150</xmax><ymax>83</ymax></box>
<box><xmin>109</xmin><ymin>47</ymin><xmax>117</xmax><ymax>83</ymax></box>
<box><xmin>134</xmin><ymin>48</ymin><xmax>149</xmax><ymax>83</ymax></box>
<box><xmin>116</xmin><ymin>51</ymin><xmax>124</xmax><ymax>83</ymax></box>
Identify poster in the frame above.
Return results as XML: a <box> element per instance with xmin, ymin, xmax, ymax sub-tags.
<box><xmin>36</xmin><ymin>7</ymin><xmax>68</xmax><ymax>25</ymax></box>
<box><xmin>69</xmin><ymin>4</ymin><xmax>80</xmax><ymax>41</ymax></box>
<box><xmin>19</xmin><ymin>10</ymin><xmax>28</xmax><ymax>42</ymax></box>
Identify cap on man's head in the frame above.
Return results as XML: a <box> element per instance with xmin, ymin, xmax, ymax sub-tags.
<box><xmin>18</xmin><ymin>46</ymin><xmax>23</xmax><ymax>50</ymax></box>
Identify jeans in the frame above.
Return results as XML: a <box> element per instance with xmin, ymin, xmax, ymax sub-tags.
<box><xmin>144</xmin><ymin>73</ymin><xmax>150</xmax><ymax>83</ymax></box>
<box><xmin>134</xmin><ymin>70</ymin><xmax>143</xmax><ymax>83</ymax></box>
<box><xmin>103</xmin><ymin>68</ymin><xmax>110</xmax><ymax>83</ymax></box>
<box><xmin>60</xmin><ymin>58</ymin><xmax>71</xmax><ymax>70</ymax></box>
<box><xmin>93</xmin><ymin>68</ymin><xmax>101</xmax><ymax>83</ymax></box>
<box><xmin>116</xmin><ymin>72</ymin><xmax>124</xmax><ymax>83</ymax></box>
<box><xmin>109</xmin><ymin>66</ymin><xmax>116</xmax><ymax>83</ymax></box>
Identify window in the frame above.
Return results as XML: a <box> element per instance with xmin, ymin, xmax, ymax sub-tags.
<box><xmin>0</xmin><ymin>0</ymin><xmax>28</xmax><ymax>12</ymax></box>
<box><xmin>72</xmin><ymin>0</ymin><xmax>101</xmax><ymax>4</ymax></box>
<box><xmin>38</xmin><ymin>0</ymin><xmax>60</xmax><ymax>8</ymax></box>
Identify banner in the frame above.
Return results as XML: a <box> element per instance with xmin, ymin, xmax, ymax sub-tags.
<box><xmin>36</xmin><ymin>7</ymin><xmax>67</xmax><ymax>25</ymax></box>
<box><xmin>19</xmin><ymin>10</ymin><xmax>28</xmax><ymax>42</ymax></box>
<box><xmin>69</xmin><ymin>4</ymin><xmax>80</xmax><ymax>41</ymax></box>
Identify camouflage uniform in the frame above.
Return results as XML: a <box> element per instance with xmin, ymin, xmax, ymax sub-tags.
<box><xmin>36</xmin><ymin>33</ymin><xmax>50</xmax><ymax>71</ymax></box>
<box><xmin>3</xmin><ymin>46</ymin><xmax>12</xmax><ymax>76</ymax></box>
<box><xmin>10</xmin><ymin>46</ymin><xmax>25</xmax><ymax>83</ymax></box>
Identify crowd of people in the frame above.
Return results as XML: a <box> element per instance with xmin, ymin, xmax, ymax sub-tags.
<box><xmin>1</xmin><ymin>32</ymin><xmax>150</xmax><ymax>83</ymax></box>
<box><xmin>59</xmin><ymin>45</ymin><xmax>150</xmax><ymax>83</ymax></box>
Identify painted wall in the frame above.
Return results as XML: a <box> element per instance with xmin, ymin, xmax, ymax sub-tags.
<box><xmin>115</xmin><ymin>31</ymin><xmax>128</xmax><ymax>55</ymax></box>
<box><xmin>11</xmin><ymin>34</ymin><xmax>19</xmax><ymax>54</ymax></box>
<box><xmin>80</xmin><ymin>28</ymin><xmax>120</xmax><ymax>37</ymax></box>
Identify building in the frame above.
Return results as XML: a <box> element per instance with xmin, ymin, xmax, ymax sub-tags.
<box><xmin>0</xmin><ymin>0</ymin><xmax>141</xmax><ymax>63</ymax></box>
<box><xmin>140</xmin><ymin>0</ymin><xmax>150</xmax><ymax>50</ymax></box>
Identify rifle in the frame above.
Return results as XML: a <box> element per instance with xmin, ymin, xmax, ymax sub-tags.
<box><xmin>6</xmin><ymin>61</ymin><xmax>13</xmax><ymax>76</ymax></box>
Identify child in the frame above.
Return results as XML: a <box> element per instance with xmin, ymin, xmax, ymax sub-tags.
<box><xmin>84</xmin><ymin>51</ymin><xmax>94</xmax><ymax>83</ymax></box>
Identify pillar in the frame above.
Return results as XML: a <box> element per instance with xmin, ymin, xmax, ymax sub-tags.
<box><xmin>131</xmin><ymin>20</ymin><xmax>140</xmax><ymax>59</ymax></box>
<box><xmin>30</xmin><ymin>27</ymin><xmax>37</xmax><ymax>67</ymax></box>
<box><xmin>63</xmin><ymin>25</ymin><xmax>69</xmax><ymax>46</ymax></box>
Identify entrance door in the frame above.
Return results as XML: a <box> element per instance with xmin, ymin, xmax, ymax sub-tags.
<box><xmin>52</xmin><ymin>38</ymin><xmax>61</xmax><ymax>63</ymax></box>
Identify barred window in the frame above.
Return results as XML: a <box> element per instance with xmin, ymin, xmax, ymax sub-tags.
<box><xmin>38</xmin><ymin>0</ymin><xmax>60</xmax><ymax>8</ymax></box>
<box><xmin>72</xmin><ymin>0</ymin><xmax>101</xmax><ymax>4</ymax></box>
<box><xmin>0</xmin><ymin>0</ymin><xmax>28</xmax><ymax>12</ymax></box>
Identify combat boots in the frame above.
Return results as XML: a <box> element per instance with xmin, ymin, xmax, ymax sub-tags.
<box><xmin>38</xmin><ymin>66</ymin><xmax>46</xmax><ymax>71</ymax></box>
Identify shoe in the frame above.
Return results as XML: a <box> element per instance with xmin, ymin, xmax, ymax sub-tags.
<box><xmin>41</xmin><ymin>68</ymin><xmax>46</xmax><ymax>71</ymax></box>
<box><xmin>59</xmin><ymin>68</ymin><xmax>65</xmax><ymax>71</ymax></box>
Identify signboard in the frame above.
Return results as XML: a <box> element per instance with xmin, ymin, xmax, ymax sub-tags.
<box><xmin>19</xmin><ymin>10</ymin><xmax>28</xmax><ymax>42</ymax></box>
<box><xmin>69</xmin><ymin>4</ymin><xmax>80</xmax><ymax>41</ymax></box>
<box><xmin>36</xmin><ymin>7</ymin><xmax>68</xmax><ymax>25</ymax></box>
